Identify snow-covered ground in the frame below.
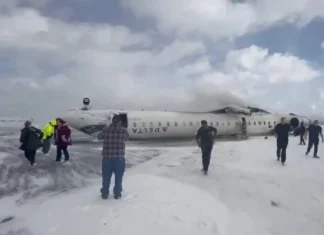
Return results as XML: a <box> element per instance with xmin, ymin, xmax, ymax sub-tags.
<box><xmin>1</xmin><ymin>136</ymin><xmax>324</xmax><ymax>235</ymax></box>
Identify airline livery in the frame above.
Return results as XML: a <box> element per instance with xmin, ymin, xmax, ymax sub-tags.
<box><xmin>62</xmin><ymin>98</ymin><xmax>311</xmax><ymax>140</ymax></box>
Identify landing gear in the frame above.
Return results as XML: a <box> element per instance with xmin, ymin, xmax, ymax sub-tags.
<box><xmin>81</xmin><ymin>97</ymin><xmax>92</xmax><ymax>110</ymax></box>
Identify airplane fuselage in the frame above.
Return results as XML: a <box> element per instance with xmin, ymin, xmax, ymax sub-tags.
<box><xmin>63</xmin><ymin>108</ymin><xmax>304</xmax><ymax>140</ymax></box>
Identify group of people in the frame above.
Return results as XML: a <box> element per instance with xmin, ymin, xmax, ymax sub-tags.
<box><xmin>98</xmin><ymin>117</ymin><xmax>217</xmax><ymax>200</ymax></box>
<box><xmin>19</xmin><ymin>113</ymin><xmax>322</xmax><ymax>200</ymax></box>
<box><xmin>19</xmin><ymin>118</ymin><xmax>72</xmax><ymax>167</ymax></box>
<box><xmin>274</xmin><ymin>117</ymin><xmax>323</xmax><ymax>165</ymax></box>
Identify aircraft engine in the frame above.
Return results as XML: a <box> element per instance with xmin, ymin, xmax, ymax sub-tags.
<box><xmin>289</xmin><ymin>117</ymin><xmax>299</xmax><ymax>128</ymax></box>
<box><xmin>288</xmin><ymin>114</ymin><xmax>311</xmax><ymax>128</ymax></box>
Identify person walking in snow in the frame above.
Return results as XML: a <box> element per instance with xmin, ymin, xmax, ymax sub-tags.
<box><xmin>298</xmin><ymin>121</ymin><xmax>306</xmax><ymax>145</ymax></box>
<box><xmin>305</xmin><ymin>120</ymin><xmax>323</xmax><ymax>158</ymax></box>
<box><xmin>274</xmin><ymin>117</ymin><xmax>290</xmax><ymax>165</ymax></box>
<box><xmin>55</xmin><ymin>118</ymin><xmax>72</xmax><ymax>163</ymax></box>
<box><xmin>195</xmin><ymin>120</ymin><xmax>217</xmax><ymax>175</ymax></box>
<box><xmin>100</xmin><ymin>114</ymin><xmax>129</xmax><ymax>200</ymax></box>
<box><xmin>41</xmin><ymin>119</ymin><xmax>57</xmax><ymax>155</ymax></box>
<box><xmin>19</xmin><ymin>120</ymin><xmax>43</xmax><ymax>167</ymax></box>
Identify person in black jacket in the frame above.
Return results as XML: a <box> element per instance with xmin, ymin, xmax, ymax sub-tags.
<box><xmin>299</xmin><ymin>121</ymin><xmax>306</xmax><ymax>145</ymax></box>
<box><xmin>274</xmin><ymin>117</ymin><xmax>291</xmax><ymax>165</ymax></box>
<box><xmin>196</xmin><ymin>120</ymin><xmax>217</xmax><ymax>175</ymax></box>
<box><xmin>19</xmin><ymin>120</ymin><xmax>43</xmax><ymax>167</ymax></box>
<box><xmin>305</xmin><ymin>120</ymin><xmax>323</xmax><ymax>158</ymax></box>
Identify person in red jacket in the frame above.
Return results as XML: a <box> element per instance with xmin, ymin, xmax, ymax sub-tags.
<box><xmin>55</xmin><ymin>118</ymin><xmax>72</xmax><ymax>163</ymax></box>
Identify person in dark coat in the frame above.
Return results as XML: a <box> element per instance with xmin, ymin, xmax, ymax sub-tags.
<box><xmin>299</xmin><ymin>121</ymin><xmax>306</xmax><ymax>145</ymax></box>
<box><xmin>305</xmin><ymin>120</ymin><xmax>323</xmax><ymax>158</ymax></box>
<box><xmin>195</xmin><ymin>120</ymin><xmax>217</xmax><ymax>175</ymax></box>
<box><xmin>19</xmin><ymin>120</ymin><xmax>43</xmax><ymax>167</ymax></box>
<box><xmin>55</xmin><ymin>118</ymin><xmax>72</xmax><ymax>163</ymax></box>
<box><xmin>274</xmin><ymin>117</ymin><xmax>291</xmax><ymax>165</ymax></box>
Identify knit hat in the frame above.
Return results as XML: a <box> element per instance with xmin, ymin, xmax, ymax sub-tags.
<box><xmin>24</xmin><ymin>120</ymin><xmax>32</xmax><ymax>127</ymax></box>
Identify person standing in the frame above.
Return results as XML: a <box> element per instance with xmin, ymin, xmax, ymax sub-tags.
<box><xmin>55</xmin><ymin>118</ymin><xmax>72</xmax><ymax>163</ymax></box>
<box><xmin>305</xmin><ymin>120</ymin><xmax>323</xmax><ymax>158</ymax></box>
<box><xmin>41</xmin><ymin>119</ymin><xmax>57</xmax><ymax>154</ymax></box>
<box><xmin>19</xmin><ymin>120</ymin><xmax>43</xmax><ymax>167</ymax></box>
<box><xmin>241</xmin><ymin>117</ymin><xmax>247</xmax><ymax>139</ymax></box>
<box><xmin>299</xmin><ymin>121</ymin><xmax>306</xmax><ymax>145</ymax></box>
<box><xmin>100</xmin><ymin>115</ymin><xmax>129</xmax><ymax>200</ymax></box>
<box><xmin>274</xmin><ymin>117</ymin><xmax>291</xmax><ymax>165</ymax></box>
<box><xmin>195</xmin><ymin>120</ymin><xmax>217</xmax><ymax>175</ymax></box>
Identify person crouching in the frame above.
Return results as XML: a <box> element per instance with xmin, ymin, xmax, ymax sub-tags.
<box><xmin>55</xmin><ymin>118</ymin><xmax>72</xmax><ymax>163</ymax></box>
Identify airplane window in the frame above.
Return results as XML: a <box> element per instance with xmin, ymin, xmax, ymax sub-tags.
<box><xmin>227</xmin><ymin>122</ymin><xmax>230</xmax><ymax>126</ymax></box>
<box><xmin>142</xmin><ymin>122</ymin><xmax>146</xmax><ymax>127</ymax></box>
<box><xmin>216</xmin><ymin>122</ymin><xmax>219</xmax><ymax>126</ymax></box>
<box><xmin>175</xmin><ymin>122</ymin><xmax>178</xmax><ymax>126</ymax></box>
<box><xmin>222</xmin><ymin>122</ymin><xmax>224</xmax><ymax>126</ymax></box>
<box><xmin>274</xmin><ymin>121</ymin><xmax>276</xmax><ymax>125</ymax></box>
<box><xmin>167</xmin><ymin>122</ymin><xmax>170</xmax><ymax>127</ymax></box>
<box><xmin>189</xmin><ymin>122</ymin><xmax>193</xmax><ymax>126</ymax></box>
<box><xmin>264</xmin><ymin>121</ymin><xmax>266</xmax><ymax>125</ymax></box>
<box><xmin>259</xmin><ymin>121</ymin><xmax>261</xmax><ymax>125</ymax></box>
<box><xmin>183</xmin><ymin>122</ymin><xmax>186</xmax><ymax>126</ymax></box>
<box><xmin>210</xmin><ymin>122</ymin><xmax>213</xmax><ymax>126</ymax></box>
<box><xmin>149</xmin><ymin>122</ymin><xmax>153</xmax><ymax>127</ymax></box>
<box><xmin>254</xmin><ymin>121</ymin><xmax>256</xmax><ymax>125</ymax></box>
<box><xmin>133</xmin><ymin>122</ymin><xmax>136</xmax><ymax>128</ymax></box>
<box><xmin>158</xmin><ymin>122</ymin><xmax>162</xmax><ymax>127</ymax></box>
<box><xmin>248</xmin><ymin>121</ymin><xmax>251</xmax><ymax>125</ymax></box>
<box><xmin>268</xmin><ymin>121</ymin><xmax>270</xmax><ymax>125</ymax></box>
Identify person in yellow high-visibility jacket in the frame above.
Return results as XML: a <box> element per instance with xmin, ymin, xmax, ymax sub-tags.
<box><xmin>42</xmin><ymin>119</ymin><xmax>57</xmax><ymax>154</ymax></box>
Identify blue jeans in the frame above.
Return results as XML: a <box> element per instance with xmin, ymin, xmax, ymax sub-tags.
<box><xmin>201</xmin><ymin>143</ymin><xmax>213</xmax><ymax>172</ymax></box>
<box><xmin>101</xmin><ymin>157</ymin><xmax>125</xmax><ymax>197</ymax></box>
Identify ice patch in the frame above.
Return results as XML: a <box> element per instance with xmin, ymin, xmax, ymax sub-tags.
<box><xmin>0</xmin><ymin>152</ymin><xmax>8</xmax><ymax>165</ymax></box>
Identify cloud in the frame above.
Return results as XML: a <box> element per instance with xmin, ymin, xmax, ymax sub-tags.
<box><xmin>184</xmin><ymin>45</ymin><xmax>322</xmax><ymax>111</ymax></box>
<box><xmin>224</xmin><ymin>45</ymin><xmax>321</xmax><ymax>83</ymax></box>
<box><xmin>122</xmin><ymin>0</ymin><xmax>324</xmax><ymax>39</ymax></box>
<box><xmin>0</xmin><ymin>3</ymin><xmax>323</xmax><ymax>123</ymax></box>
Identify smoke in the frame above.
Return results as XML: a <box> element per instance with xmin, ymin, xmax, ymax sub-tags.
<box><xmin>118</xmin><ymin>84</ymin><xmax>259</xmax><ymax>112</ymax></box>
<box><xmin>183</xmin><ymin>85</ymin><xmax>250</xmax><ymax>112</ymax></box>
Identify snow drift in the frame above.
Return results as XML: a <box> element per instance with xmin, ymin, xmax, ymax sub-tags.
<box><xmin>1</xmin><ymin>174</ymin><xmax>229</xmax><ymax>235</ymax></box>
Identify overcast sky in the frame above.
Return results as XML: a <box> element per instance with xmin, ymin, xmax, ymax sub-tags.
<box><xmin>1</xmin><ymin>0</ymin><xmax>324</xmax><ymax>121</ymax></box>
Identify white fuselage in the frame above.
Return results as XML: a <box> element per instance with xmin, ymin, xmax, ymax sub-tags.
<box><xmin>62</xmin><ymin>109</ymin><xmax>304</xmax><ymax>140</ymax></box>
